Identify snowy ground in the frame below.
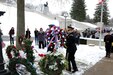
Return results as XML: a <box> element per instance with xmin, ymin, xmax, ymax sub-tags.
<box><xmin>2</xmin><ymin>41</ymin><xmax>106</xmax><ymax>75</ymax></box>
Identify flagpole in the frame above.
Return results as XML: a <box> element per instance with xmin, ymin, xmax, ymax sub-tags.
<box><xmin>99</xmin><ymin>1</ymin><xmax>104</xmax><ymax>49</ymax></box>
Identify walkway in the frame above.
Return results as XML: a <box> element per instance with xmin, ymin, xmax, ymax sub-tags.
<box><xmin>83</xmin><ymin>53</ymin><xmax>113</xmax><ymax>75</ymax></box>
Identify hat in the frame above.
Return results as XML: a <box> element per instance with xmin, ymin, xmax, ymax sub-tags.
<box><xmin>67</xmin><ymin>26</ymin><xmax>74</xmax><ymax>29</ymax></box>
<box><xmin>48</xmin><ymin>24</ymin><xmax>55</xmax><ymax>27</ymax></box>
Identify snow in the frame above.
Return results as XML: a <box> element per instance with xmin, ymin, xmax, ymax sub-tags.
<box><xmin>0</xmin><ymin>3</ymin><xmax>59</xmax><ymax>36</ymax></box>
<box><xmin>2</xmin><ymin>41</ymin><xmax>105</xmax><ymax>75</ymax></box>
<box><xmin>0</xmin><ymin>3</ymin><xmax>106</xmax><ymax>75</ymax></box>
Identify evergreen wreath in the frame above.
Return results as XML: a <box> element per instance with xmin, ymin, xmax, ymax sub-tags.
<box><xmin>6</xmin><ymin>38</ymin><xmax>36</xmax><ymax>75</ymax></box>
<box><xmin>6</xmin><ymin>45</ymin><xmax>19</xmax><ymax>59</ymax></box>
<box><xmin>39</xmin><ymin>51</ymin><xmax>68</xmax><ymax>75</ymax></box>
<box><xmin>8</xmin><ymin>58</ymin><xmax>38</xmax><ymax>75</ymax></box>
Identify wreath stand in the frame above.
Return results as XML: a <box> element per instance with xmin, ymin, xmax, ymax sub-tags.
<box><xmin>0</xmin><ymin>11</ymin><xmax>11</xmax><ymax>75</ymax></box>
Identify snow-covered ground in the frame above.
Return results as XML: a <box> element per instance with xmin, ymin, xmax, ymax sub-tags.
<box><xmin>2</xmin><ymin>41</ymin><xmax>106</xmax><ymax>75</ymax></box>
<box><xmin>0</xmin><ymin>3</ymin><xmax>59</xmax><ymax>36</ymax></box>
<box><xmin>0</xmin><ymin>2</ymin><xmax>106</xmax><ymax>75</ymax></box>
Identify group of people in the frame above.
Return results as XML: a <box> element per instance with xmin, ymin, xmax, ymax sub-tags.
<box><xmin>8</xmin><ymin>27</ymin><xmax>46</xmax><ymax>49</ymax></box>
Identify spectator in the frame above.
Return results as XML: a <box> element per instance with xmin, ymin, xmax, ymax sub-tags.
<box><xmin>104</xmin><ymin>31</ymin><xmax>113</xmax><ymax>58</ymax></box>
<box><xmin>9</xmin><ymin>27</ymin><xmax>15</xmax><ymax>45</ymax></box>
<box><xmin>0</xmin><ymin>29</ymin><xmax>3</xmax><ymax>63</ymax></box>
<box><xmin>34</xmin><ymin>28</ymin><xmax>39</xmax><ymax>45</ymax></box>
<box><xmin>25</xmin><ymin>28</ymin><xmax>31</xmax><ymax>39</ymax></box>
<box><xmin>38</xmin><ymin>28</ymin><xmax>45</xmax><ymax>49</ymax></box>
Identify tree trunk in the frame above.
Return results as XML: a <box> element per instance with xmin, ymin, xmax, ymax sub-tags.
<box><xmin>16</xmin><ymin>0</ymin><xmax>25</xmax><ymax>49</ymax></box>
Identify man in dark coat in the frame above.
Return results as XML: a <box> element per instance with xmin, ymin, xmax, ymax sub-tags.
<box><xmin>34</xmin><ymin>28</ymin><xmax>39</xmax><ymax>45</ymax></box>
<box><xmin>0</xmin><ymin>29</ymin><xmax>3</xmax><ymax>63</ymax></box>
<box><xmin>66</xmin><ymin>26</ymin><xmax>78</xmax><ymax>73</ymax></box>
<box><xmin>104</xmin><ymin>31</ymin><xmax>112</xmax><ymax>58</ymax></box>
<box><xmin>25</xmin><ymin>28</ymin><xmax>31</xmax><ymax>39</ymax></box>
<box><xmin>9</xmin><ymin>27</ymin><xmax>15</xmax><ymax>45</ymax></box>
<box><xmin>38</xmin><ymin>28</ymin><xmax>45</xmax><ymax>49</ymax></box>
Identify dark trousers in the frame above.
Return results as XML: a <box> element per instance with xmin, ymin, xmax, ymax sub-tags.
<box><xmin>10</xmin><ymin>37</ymin><xmax>14</xmax><ymax>45</ymax></box>
<box><xmin>66</xmin><ymin>52</ymin><xmax>78</xmax><ymax>71</ymax></box>
<box><xmin>35</xmin><ymin>37</ymin><xmax>38</xmax><ymax>45</ymax></box>
<box><xmin>105</xmin><ymin>44</ymin><xmax>111</xmax><ymax>57</ymax></box>
<box><xmin>39</xmin><ymin>41</ymin><xmax>44</xmax><ymax>49</ymax></box>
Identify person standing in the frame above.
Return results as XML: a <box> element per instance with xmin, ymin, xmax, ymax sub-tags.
<box><xmin>65</xmin><ymin>26</ymin><xmax>78</xmax><ymax>73</ymax></box>
<box><xmin>25</xmin><ymin>28</ymin><xmax>31</xmax><ymax>39</ymax></box>
<box><xmin>34</xmin><ymin>28</ymin><xmax>39</xmax><ymax>45</ymax></box>
<box><xmin>9</xmin><ymin>27</ymin><xmax>15</xmax><ymax>45</ymax></box>
<box><xmin>38</xmin><ymin>28</ymin><xmax>45</xmax><ymax>49</ymax></box>
<box><xmin>0</xmin><ymin>29</ymin><xmax>3</xmax><ymax>63</ymax></box>
<box><xmin>104</xmin><ymin>31</ymin><xmax>113</xmax><ymax>58</ymax></box>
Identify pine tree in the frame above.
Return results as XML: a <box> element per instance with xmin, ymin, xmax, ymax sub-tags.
<box><xmin>70</xmin><ymin>0</ymin><xmax>86</xmax><ymax>21</ymax></box>
<box><xmin>93</xmin><ymin>0</ymin><xmax>110</xmax><ymax>25</ymax></box>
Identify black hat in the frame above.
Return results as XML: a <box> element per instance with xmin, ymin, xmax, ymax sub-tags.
<box><xmin>48</xmin><ymin>24</ymin><xmax>55</xmax><ymax>27</ymax></box>
<box><xmin>67</xmin><ymin>26</ymin><xmax>74</xmax><ymax>29</ymax></box>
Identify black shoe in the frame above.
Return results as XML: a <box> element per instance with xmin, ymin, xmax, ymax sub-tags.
<box><xmin>72</xmin><ymin>69</ymin><xmax>78</xmax><ymax>73</ymax></box>
<box><xmin>66</xmin><ymin>69</ymin><xmax>71</xmax><ymax>72</ymax></box>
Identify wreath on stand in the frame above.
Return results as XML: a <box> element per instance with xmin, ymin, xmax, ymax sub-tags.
<box><xmin>6</xmin><ymin>36</ymin><xmax>37</xmax><ymax>75</ymax></box>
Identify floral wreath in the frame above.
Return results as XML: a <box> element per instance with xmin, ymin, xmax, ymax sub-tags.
<box><xmin>38</xmin><ymin>51</ymin><xmax>68</xmax><ymax>75</ymax></box>
<box><xmin>8</xmin><ymin>58</ymin><xmax>37</xmax><ymax>75</ymax></box>
<box><xmin>6</xmin><ymin>38</ymin><xmax>36</xmax><ymax>75</ymax></box>
<box><xmin>6</xmin><ymin>45</ymin><xmax>19</xmax><ymax>59</ymax></box>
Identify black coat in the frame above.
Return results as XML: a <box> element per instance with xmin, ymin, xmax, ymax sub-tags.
<box><xmin>9</xmin><ymin>29</ymin><xmax>14</xmax><ymax>38</ymax></box>
<box><xmin>104</xmin><ymin>34</ymin><xmax>113</xmax><ymax>51</ymax></box>
<box><xmin>66</xmin><ymin>32</ymin><xmax>77</xmax><ymax>53</ymax></box>
<box><xmin>25</xmin><ymin>30</ymin><xmax>31</xmax><ymax>39</ymax></box>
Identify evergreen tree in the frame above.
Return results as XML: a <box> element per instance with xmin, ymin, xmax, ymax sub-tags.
<box><xmin>70</xmin><ymin>0</ymin><xmax>86</xmax><ymax>21</ymax></box>
<box><xmin>93</xmin><ymin>0</ymin><xmax>110</xmax><ymax>25</ymax></box>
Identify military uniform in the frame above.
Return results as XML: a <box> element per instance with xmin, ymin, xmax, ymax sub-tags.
<box><xmin>66</xmin><ymin>32</ymin><xmax>78</xmax><ymax>72</ymax></box>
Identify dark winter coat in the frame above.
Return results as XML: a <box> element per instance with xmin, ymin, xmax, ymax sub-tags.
<box><xmin>104</xmin><ymin>34</ymin><xmax>113</xmax><ymax>51</ymax></box>
<box><xmin>38</xmin><ymin>31</ymin><xmax>45</xmax><ymax>41</ymax></box>
<box><xmin>0</xmin><ymin>30</ymin><xmax>3</xmax><ymax>63</ymax></box>
<box><xmin>25</xmin><ymin>30</ymin><xmax>31</xmax><ymax>39</ymax></box>
<box><xmin>9</xmin><ymin>29</ymin><xmax>14</xmax><ymax>38</ymax></box>
<box><xmin>34</xmin><ymin>30</ymin><xmax>38</xmax><ymax>37</ymax></box>
<box><xmin>66</xmin><ymin>32</ymin><xmax>77</xmax><ymax>53</ymax></box>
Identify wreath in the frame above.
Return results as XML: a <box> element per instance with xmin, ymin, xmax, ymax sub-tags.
<box><xmin>6</xmin><ymin>39</ymin><xmax>36</xmax><ymax>75</ymax></box>
<box><xmin>8</xmin><ymin>58</ymin><xmax>37</xmax><ymax>75</ymax></box>
<box><xmin>38</xmin><ymin>51</ymin><xmax>68</xmax><ymax>75</ymax></box>
<box><xmin>6</xmin><ymin>45</ymin><xmax>19</xmax><ymax>59</ymax></box>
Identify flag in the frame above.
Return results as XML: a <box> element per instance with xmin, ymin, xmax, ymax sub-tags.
<box><xmin>98</xmin><ymin>0</ymin><xmax>104</xmax><ymax>4</ymax></box>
